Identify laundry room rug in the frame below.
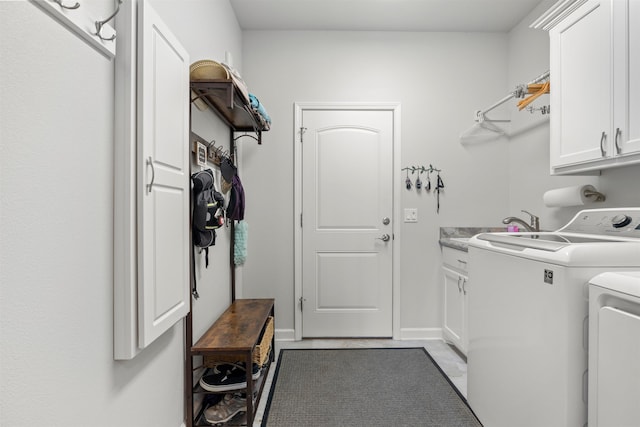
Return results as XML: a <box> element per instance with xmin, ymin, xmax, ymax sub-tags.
<box><xmin>261</xmin><ymin>348</ymin><xmax>482</xmax><ymax>427</ymax></box>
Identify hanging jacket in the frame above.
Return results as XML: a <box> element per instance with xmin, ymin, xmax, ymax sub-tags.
<box><xmin>226</xmin><ymin>174</ymin><xmax>245</xmax><ymax>221</ymax></box>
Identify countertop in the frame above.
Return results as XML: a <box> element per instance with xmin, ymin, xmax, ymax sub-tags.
<box><xmin>439</xmin><ymin>227</ymin><xmax>506</xmax><ymax>252</ymax></box>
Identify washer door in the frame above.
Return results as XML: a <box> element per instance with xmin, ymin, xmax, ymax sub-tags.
<box><xmin>595</xmin><ymin>306</ymin><xmax>640</xmax><ymax>426</ymax></box>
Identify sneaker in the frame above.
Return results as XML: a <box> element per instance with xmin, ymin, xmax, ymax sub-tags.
<box><xmin>204</xmin><ymin>393</ymin><xmax>246</xmax><ymax>424</ymax></box>
<box><xmin>199</xmin><ymin>363</ymin><xmax>261</xmax><ymax>392</ymax></box>
<box><xmin>219</xmin><ymin>361</ymin><xmax>261</xmax><ymax>379</ymax></box>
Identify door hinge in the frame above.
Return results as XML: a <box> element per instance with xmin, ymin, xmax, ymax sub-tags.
<box><xmin>299</xmin><ymin>296</ymin><xmax>304</xmax><ymax>312</ymax></box>
<box><xmin>300</xmin><ymin>212</ymin><xmax>303</xmax><ymax>228</ymax></box>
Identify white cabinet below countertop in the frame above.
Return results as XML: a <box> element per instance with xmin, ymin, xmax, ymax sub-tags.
<box><xmin>442</xmin><ymin>245</ymin><xmax>469</xmax><ymax>355</ymax></box>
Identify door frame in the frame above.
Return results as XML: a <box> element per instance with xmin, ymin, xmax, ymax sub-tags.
<box><xmin>293</xmin><ymin>102</ymin><xmax>402</xmax><ymax>341</ymax></box>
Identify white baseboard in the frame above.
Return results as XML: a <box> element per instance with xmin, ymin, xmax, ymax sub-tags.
<box><xmin>275</xmin><ymin>328</ymin><xmax>295</xmax><ymax>342</ymax></box>
<box><xmin>398</xmin><ymin>327</ymin><xmax>443</xmax><ymax>341</ymax></box>
<box><xmin>275</xmin><ymin>328</ymin><xmax>443</xmax><ymax>342</ymax></box>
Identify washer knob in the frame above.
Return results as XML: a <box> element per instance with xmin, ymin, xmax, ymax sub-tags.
<box><xmin>611</xmin><ymin>214</ymin><xmax>632</xmax><ymax>228</ymax></box>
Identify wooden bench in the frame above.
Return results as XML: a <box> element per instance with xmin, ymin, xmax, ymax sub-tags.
<box><xmin>187</xmin><ymin>298</ymin><xmax>275</xmax><ymax>426</ymax></box>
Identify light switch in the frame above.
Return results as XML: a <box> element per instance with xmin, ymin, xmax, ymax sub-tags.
<box><xmin>404</xmin><ymin>208</ymin><xmax>418</xmax><ymax>223</ymax></box>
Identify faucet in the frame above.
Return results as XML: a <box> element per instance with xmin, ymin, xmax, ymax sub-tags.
<box><xmin>502</xmin><ymin>210</ymin><xmax>540</xmax><ymax>232</ymax></box>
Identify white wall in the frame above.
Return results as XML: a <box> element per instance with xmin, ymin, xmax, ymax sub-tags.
<box><xmin>0</xmin><ymin>1</ymin><xmax>240</xmax><ymax>426</ymax></box>
<box><xmin>240</xmin><ymin>31</ymin><xmax>512</xmax><ymax>334</ymax></box>
<box><xmin>507</xmin><ymin>0</ymin><xmax>640</xmax><ymax>230</ymax></box>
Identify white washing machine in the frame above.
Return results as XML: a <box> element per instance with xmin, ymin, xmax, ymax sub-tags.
<box><xmin>467</xmin><ymin>208</ymin><xmax>640</xmax><ymax>427</ymax></box>
<box><xmin>588</xmin><ymin>271</ymin><xmax>640</xmax><ymax>427</ymax></box>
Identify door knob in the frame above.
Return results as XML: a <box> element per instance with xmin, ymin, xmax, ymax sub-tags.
<box><xmin>377</xmin><ymin>234</ymin><xmax>391</xmax><ymax>242</ymax></box>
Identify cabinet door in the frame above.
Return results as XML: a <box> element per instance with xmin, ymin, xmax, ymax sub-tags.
<box><xmin>443</xmin><ymin>266</ymin><xmax>466</xmax><ymax>353</ymax></box>
<box><xmin>550</xmin><ymin>0</ymin><xmax>612</xmax><ymax>169</ymax></box>
<box><xmin>137</xmin><ymin>0</ymin><xmax>190</xmax><ymax>347</ymax></box>
<box><xmin>613</xmin><ymin>0</ymin><xmax>640</xmax><ymax>155</ymax></box>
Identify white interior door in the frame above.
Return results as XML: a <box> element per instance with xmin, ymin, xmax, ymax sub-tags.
<box><xmin>137</xmin><ymin>0</ymin><xmax>190</xmax><ymax>348</ymax></box>
<box><xmin>301</xmin><ymin>108</ymin><xmax>394</xmax><ymax>337</ymax></box>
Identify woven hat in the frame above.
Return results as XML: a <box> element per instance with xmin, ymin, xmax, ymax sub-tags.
<box><xmin>221</xmin><ymin>178</ymin><xmax>232</xmax><ymax>194</ymax></box>
<box><xmin>189</xmin><ymin>60</ymin><xmax>230</xmax><ymax>80</ymax></box>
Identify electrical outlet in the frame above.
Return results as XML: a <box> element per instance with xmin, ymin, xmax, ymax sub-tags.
<box><xmin>404</xmin><ymin>208</ymin><xmax>418</xmax><ymax>223</ymax></box>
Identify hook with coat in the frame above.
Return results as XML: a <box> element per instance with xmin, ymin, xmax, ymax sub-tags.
<box><xmin>435</xmin><ymin>173</ymin><xmax>445</xmax><ymax>213</ymax></box>
<box><xmin>402</xmin><ymin>164</ymin><xmax>442</xmax><ymax>192</ymax></box>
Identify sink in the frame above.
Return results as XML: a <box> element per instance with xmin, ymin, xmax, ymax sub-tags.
<box><xmin>449</xmin><ymin>237</ymin><xmax>470</xmax><ymax>243</ymax></box>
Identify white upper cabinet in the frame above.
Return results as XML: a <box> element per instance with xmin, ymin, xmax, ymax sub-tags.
<box><xmin>612</xmin><ymin>0</ymin><xmax>640</xmax><ymax>157</ymax></box>
<box><xmin>544</xmin><ymin>0</ymin><xmax>640</xmax><ymax>174</ymax></box>
<box><xmin>549</xmin><ymin>0</ymin><xmax>611</xmax><ymax>170</ymax></box>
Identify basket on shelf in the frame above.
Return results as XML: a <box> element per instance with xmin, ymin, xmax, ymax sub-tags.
<box><xmin>189</xmin><ymin>60</ymin><xmax>230</xmax><ymax>80</ymax></box>
<box><xmin>204</xmin><ymin>316</ymin><xmax>274</xmax><ymax>368</ymax></box>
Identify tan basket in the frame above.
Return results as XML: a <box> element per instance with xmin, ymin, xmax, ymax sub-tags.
<box><xmin>254</xmin><ymin>315</ymin><xmax>274</xmax><ymax>366</ymax></box>
<box><xmin>204</xmin><ymin>316</ymin><xmax>273</xmax><ymax>368</ymax></box>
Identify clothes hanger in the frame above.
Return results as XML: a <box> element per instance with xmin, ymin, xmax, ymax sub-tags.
<box><xmin>459</xmin><ymin>111</ymin><xmax>507</xmax><ymax>143</ymax></box>
<box><xmin>517</xmin><ymin>81</ymin><xmax>550</xmax><ymax>110</ymax></box>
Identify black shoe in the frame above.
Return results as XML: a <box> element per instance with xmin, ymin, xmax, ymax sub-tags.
<box><xmin>199</xmin><ymin>363</ymin><xmax>260</xmax><ymax>392</ymax></box>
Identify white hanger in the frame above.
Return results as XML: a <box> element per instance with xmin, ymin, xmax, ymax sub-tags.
<box><xmin>459</xmin><ymin>111</ymin><xmax>508</xmax><ymax>144</ymax></box>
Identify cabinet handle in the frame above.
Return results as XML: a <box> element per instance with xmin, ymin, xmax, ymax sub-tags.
<box><xmin>457</xmin><ymin>259</ymin><xmax>467</xmax><ymax>265</ymax></box>
<box><xmin>146</xmin><ymin>156</ymin><xmax>155</xmax><ymax>194</ymax></box>
<box><xmin>457</xmin><ymin>276</ymin><xmax>462</xmax><ymax>293</ymax></box>
<box><xmin>615</xmin><ymin>127</ymin><xmax>622</xmax><ymax>154</ymax></box>
<box><xmin>462</xmin><ymin>278</ymin><xmax>467</xmax><ymax>295</ymax></box>
<box><xmin>599</xmin><ymin>131</ymin><xmax>607</xmax><ymax>157</ymax></box>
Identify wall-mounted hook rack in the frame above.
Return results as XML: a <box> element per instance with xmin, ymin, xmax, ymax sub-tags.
<box><xmin>401</xmin><ymin>164</ymin><xmax>442</xmax><ymax>175</ymax></box>
<box><xmin>30</xmin><ymin>0</ymin><xmax>116</xmax><ymax>58</ymax></box>
<box><xmin>402</xmin><ymin>164</ymin><xmax>445</xmax><ymax>213</ymax></box>
<box><xmin>191</xmin><ymin>132</ymin><xmax>232</xmax><ymax>166</ymax></box>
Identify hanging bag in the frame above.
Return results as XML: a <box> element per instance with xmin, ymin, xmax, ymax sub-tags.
<box><xmin>190</xmin><ymin>169</ymin><xmax>225</xmax><ymax>299</ymax></box>
<box><xmin>191</xmin><ymin>169</ymin><xmax>225</xmax><ymax>261</ymax></box>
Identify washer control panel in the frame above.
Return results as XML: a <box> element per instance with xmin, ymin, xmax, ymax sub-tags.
<box><xmin>560</xmin><ymin>208</ymin><xmax>640</xmax><ymax>237</ymax></box>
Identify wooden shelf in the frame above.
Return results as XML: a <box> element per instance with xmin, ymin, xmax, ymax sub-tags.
<box><xmin>191</xmin><ymin>80</ymin><xmax>269</xmax><ymax>134</ymax></box>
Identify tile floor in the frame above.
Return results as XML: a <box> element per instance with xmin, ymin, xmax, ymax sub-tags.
<box><xmin>252</xmin><ymin>339</ymin><xmax>468</xmax><ymax>426</ymax></box>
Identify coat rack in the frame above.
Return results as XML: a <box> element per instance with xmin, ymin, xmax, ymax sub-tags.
<box><xmin>191</xmin><ymin>132</ymin><xmax>232</xmax><ymax>167</ymax></box>
<box><xmin>402</xmin><ymin>164</ymin><xmax>445</xmax><ymax>213</ymax></box>
<box><xmin>30</xmin><ymin>0</ymin><xmax>118</xmax><ymax>58</ymax></box>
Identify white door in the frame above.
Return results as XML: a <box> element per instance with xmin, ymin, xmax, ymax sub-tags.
<box><xmin>137</xmin><ymin>0</ymin><xmax>190</xmax><ymax>347</ymax></box>
<box><xmin>301</xmin><ymin>108</ymin><xmax>394</xmax><ymax>337</ymax></box>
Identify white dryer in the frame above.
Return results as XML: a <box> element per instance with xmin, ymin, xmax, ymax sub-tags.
<box><xmin>467</xmin><ymin>208</ymin><xmax>640</xmax><ymax>427</ymax></box>
<box><xmin>588</xmin><ymin>271</ymin><xmax>640</xmax><ymax>427</ymax></box>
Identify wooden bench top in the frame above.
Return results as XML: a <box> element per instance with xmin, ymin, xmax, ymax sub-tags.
<box><xmin>191</xmin><ymin>298</ymin><xmax>274</xmax><ymax>355</ymax></box>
